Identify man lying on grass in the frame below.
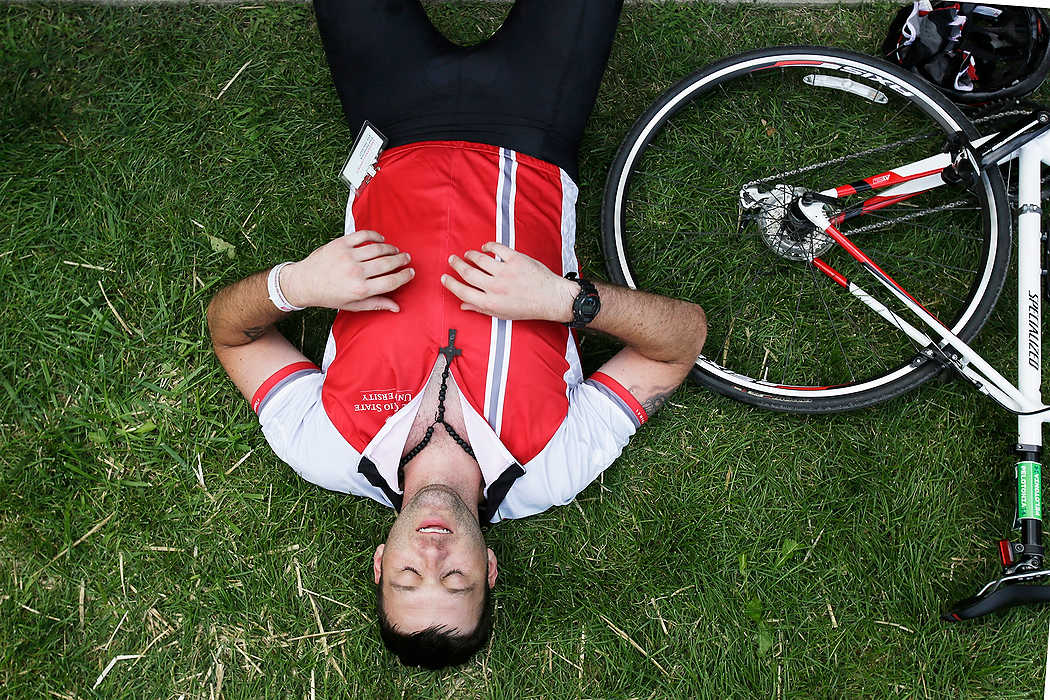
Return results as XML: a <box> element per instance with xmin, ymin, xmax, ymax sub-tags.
<box><xmin>207</xmin><ymin>0</ymin><xmax>707</xmax><ymax>671</ymax></box>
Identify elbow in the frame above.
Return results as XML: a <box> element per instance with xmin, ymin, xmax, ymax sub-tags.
<box><xmin>688</xmin><ymin>304</ymin><xmax>708</xmax><ymax>361</ymax></box>
<box><xmin>205</xmin><ymin>292</ymin><xmax>228</xmax><ymax>351</ymax></box>
<box><xmin>205</xmin><ymin>294</ymin><xmax>219</xmax><ymax>344</ymax></box>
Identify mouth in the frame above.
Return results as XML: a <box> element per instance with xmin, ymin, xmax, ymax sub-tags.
<box><xmin>417</xmin><ymin>519</ymin><xmax>453</xmax><ymax>535</ymax></box>
<box><xmin>417</xmin><ymin>526</ymin><xmax>453</xmax><ymax>534</ymax></box>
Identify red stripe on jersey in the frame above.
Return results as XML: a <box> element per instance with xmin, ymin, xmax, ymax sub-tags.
<box><xmin>439</xmin><ymin>144</ymin><xmax>506</xmax><ymax>426</ymax></box>
<box><xmin>252</xmin><ymin>361</ymin><xmax>319</xmax><ymax>413</ymax></box>
<box><xmin>590</xmin><ymin>371</ymin><xmax>649</xmax><ymax>425</ymax></box>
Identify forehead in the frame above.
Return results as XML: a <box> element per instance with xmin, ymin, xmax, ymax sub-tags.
<box><xmin>382</xmin><ymin>584</ymin><xmax>483</xmax><ymax>635</ymax></box>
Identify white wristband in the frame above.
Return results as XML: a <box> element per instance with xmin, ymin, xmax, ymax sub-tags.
<box><xmin>267</xmin><ymin>262</ymin><xmax>306</xmax><ymax>313</ymax></box>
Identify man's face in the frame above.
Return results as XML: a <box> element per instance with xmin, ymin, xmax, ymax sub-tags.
<box><xmin>374</xmin><ymin>485</ymin><xmax>498</xmax><ymax>634</ymax></box>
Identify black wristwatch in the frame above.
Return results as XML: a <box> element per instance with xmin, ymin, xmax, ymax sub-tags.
<box><xmin>563</xmin><ymin>272</ymin><xmax>601</xmax><ymax>329</ymax></box>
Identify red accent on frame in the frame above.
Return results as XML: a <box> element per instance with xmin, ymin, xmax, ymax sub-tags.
<box><xmin>812</xmin><ymin>257</ymin><xmax>848</xmax><ymax>288</ymax></box>
<box><xmin>832</xmin><ymin>191</ymin><xmax>922</xmax><ymax>227</ymax></box>
<box><xmin>833</xmin><ymin>167</ymin><xmax>943</xmax><ymax>201</ymax></box>
<box><xmin>590</xmin><ymin>371</ymin><xmax>649</xmax><ymax>425</ymax></box>
<box><xmin>998</xmin><ymin>539</ymin><xmax>1014</xmax><ymax>566</ymax></box>
<box><xmin>773</xmin><ymin>384</ymin><xmax>834</xmax><ymax>390</ymax></box>
<box><xmin>822</xmin><ymin>223</ymin><xmax>946</xmax><ymax>328</ymax></box>
<box><xmin>863</xmin><ymin>166</ymin><xmax>942</xmax><ymax>190</ymax></box>
<box><xmin>767</xmin><ymin>60</ymin><xmax>825</xmax><ymax>68</ymax></box>
<box><xmin>251</xmin><ymin>361</ymin><xmax>319</xmax><ymax>414</ymax></box>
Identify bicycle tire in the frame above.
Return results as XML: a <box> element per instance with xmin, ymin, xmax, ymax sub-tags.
<box><xmin>602</xmin><ymin>46</ymin><xmax>1011</xmax><ymax>413</ymax></box>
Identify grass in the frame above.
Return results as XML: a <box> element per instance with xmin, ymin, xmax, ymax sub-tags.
<box><xmin>1</xmin><ymin>1</ymin><xmax>1048</xmax><ymax>697</ymax></box>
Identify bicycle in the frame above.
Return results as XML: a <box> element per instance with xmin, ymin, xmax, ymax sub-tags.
<box><xmin>601</xmin><ymin>45</ymin><xmax>1050</xmax><ymax>621</ymax></box>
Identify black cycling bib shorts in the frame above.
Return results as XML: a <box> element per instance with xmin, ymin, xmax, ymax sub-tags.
<box><xmin>313</xmin><ymin>0</ymin><xmax>624</xmax><ymax>179</ymax></box>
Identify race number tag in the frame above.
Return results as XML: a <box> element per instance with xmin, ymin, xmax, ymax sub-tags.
<box><xmin>340</xmin><ymin>121</ymin><xmax>387</xmax><ymax>193</ymax></box>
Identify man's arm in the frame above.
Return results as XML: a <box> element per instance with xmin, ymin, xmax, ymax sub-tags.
<box><xmin>583</xmin><ymin>281</ymin><xmax>706</xmax><ymax>416</ymax></box>
<box><xmin>208</xmin><ymin>230</ymin><xmax>414</xmax><ymax>402</ymax></box>
<box><xmin>441</xmin><ymin>242</ymin><xmax>706</xmax><ymax>417</ymax></box>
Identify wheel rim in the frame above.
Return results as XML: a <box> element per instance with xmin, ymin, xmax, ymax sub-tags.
<box><xmin>609</xmin><ymin>51</ymin><xmax>1003</xmax><ymax>402</ymax></box>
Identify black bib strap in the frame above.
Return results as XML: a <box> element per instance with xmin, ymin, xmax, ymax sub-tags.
<box><xmin>358</xmin><ymin>456</ymin><xmax>404</xmax><ymax>511</ymax></box>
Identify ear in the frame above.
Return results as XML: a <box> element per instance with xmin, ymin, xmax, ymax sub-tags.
<box><xmin>373</xmin><ymin>544</ymin><xmax>385</xmax><ymax>585</ymax></box>
<box><xmin>486</xmin><ymin>548</ymin><xmax>498</xmax><ymax>588</ymax></box>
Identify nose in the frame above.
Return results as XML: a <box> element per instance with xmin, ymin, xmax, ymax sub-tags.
<box><xmin>416</xmin><ymin>547</ymin><xmax>450</xmax><ymax>575</ymax></box>
<box><xmin>416</xmin><ymin>535</ymin><xmax>450</xmax><ymax>558</ymax></box>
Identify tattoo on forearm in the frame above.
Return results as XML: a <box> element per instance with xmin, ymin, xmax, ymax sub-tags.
<box><xmin>243</xmin><ymin>326</ymin><xmax>266</xmax><ymax>342</ymax></box>
<box><xmin>641</xmin><ymin>388</ymin><xmax>675</xmax><ymax>416</ymax></box>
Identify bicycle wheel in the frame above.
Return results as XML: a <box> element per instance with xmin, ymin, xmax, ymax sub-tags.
<box><xmin>602</xmin><ymin>46</ymin><xmax>1011</xmax><ymax>413</ymax></box>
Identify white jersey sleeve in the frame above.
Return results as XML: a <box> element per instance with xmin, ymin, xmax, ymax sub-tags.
<box><xmin>255</xmin><ymin>363</ymin><xmax>393</xmax><ymax>506</ymax></box>
<box><xmin>494</xmin><ymin>372</ymin><xmax>646</xmax><ymax>521</ymax></box>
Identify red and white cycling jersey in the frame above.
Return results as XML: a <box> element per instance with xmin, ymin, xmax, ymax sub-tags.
<box><xmin>252</xmin><ymin>141</ymin><xmax>648</xmax><ymax>523</ymax></box>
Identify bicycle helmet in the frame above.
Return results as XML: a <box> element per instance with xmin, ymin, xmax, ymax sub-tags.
<box><xmin>882</xmin><ymin>2</ymin><xmax>1050</xmax><ymax>104</ymax></box>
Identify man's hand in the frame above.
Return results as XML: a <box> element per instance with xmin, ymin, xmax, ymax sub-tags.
<box><xmin>281</xmin><ymin>230</ymin><xmax>414</xmax><ymax>312</ymax></box>
<box><xmin>441</xmin><ymin>242</ymin><xmax>578</xmax><ymax>322</ymax></box>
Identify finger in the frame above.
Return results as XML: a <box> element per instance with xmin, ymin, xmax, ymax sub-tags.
<box><xmin>480</xmin><ymin>241</ymin><xmax>515</xmax><ymax>261</ymax></box>
<box><xmin>448</xmin><ymin>255</ymin><xmax>492</xmax><ymax>289</ymax></box>
<box><xmin>346</xmin><ymin>230</ymin><xmax>384</xmax><ymax>247</ymax></box>
<box><xmin>342</xmin><ymin>295</ymin><xmax>399</xmax><ymax>313</ymax></box>
<box><xmin>460</xmin><ymin>303</ymin><xmax>489</xmax><ymax>316</ymax></box>
<box><xmin>353</xmin><ymin>243</ymin><xmax>401</xmax><ymax>262</ymax></box>
<box><xmin>463</xmin><ymin>249</ymin><xmax>501</xmax><ymax>275</ymax></box>
<box><xmin>366</xmin><ymin>267</ymin><xmax>415</xmax><ymax>296</ymax></box>
<box><xmin>441</xmin><ymin>273</ymin><xmax>486</xmax><ymax>306</ymax></box>
<box><xmin>362</xmin><ymin>252</ymin><xmax>411</xmax><ymax>278</ymax></box>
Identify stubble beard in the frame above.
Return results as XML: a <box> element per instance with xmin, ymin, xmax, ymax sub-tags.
<box><xmin>387</xmin><ymin>484</ymin><xmax>484</xmax><ymax>548</ymax></box>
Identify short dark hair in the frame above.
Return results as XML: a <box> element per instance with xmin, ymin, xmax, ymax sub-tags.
<box><xmin>375</xmin><ymin>574</ymin><xmax>494</xmax><ymax>670</ymax></box>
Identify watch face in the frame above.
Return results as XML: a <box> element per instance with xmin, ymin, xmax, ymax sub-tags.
<box><xmin>579</xmin><ymin>296</ymin><xmax>600</xmax><ymax>317</ymax></box>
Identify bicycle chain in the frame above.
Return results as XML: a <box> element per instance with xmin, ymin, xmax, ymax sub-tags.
<box><xmin>739</xmin><ymin>130</ymin><xmax>939</xmax><ymax>191</ymax></box>
<box><xmin>740</xmin><ymin>108</ymin><xmax>1045</xmax><ymax>234</ymax></box>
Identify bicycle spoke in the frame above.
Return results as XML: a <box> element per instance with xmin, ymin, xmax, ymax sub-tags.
<box><xmin>780</xmin><ymin>267</ymin><xmax>808</xmax><ymax>385</ymax></box>
<box><xmin>845</xmin><ymin>207</ymin><xmax>984</xmax><ymax>240</ymax></box>
<box><xmin>605</xmin><ymin>48</ymin><xmax>1006</xmax><ymax>410</ymax></box>
<box><xmin>862</xmin><ymin>248</ymin><xmax>978</xmax><ymax>276</ymax></box>
<box><xmin>806</xmin><ymin>258</ymin><xmax>857</xmax><ymax>384</ymax></box>
<box><xmin>628</xmin><ymin>227</ymin><xmax>761</xmax><ymax>239</ymax></box>
<box><xmin>628</xmin><ymin>171</ymin><xmax>733</xmax><ymax>200</ymax></box>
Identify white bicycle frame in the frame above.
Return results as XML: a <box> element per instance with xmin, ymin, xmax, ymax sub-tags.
<box><xmin>793</xmin><ymin>124</ymin><xmax>1050</xmax><ymax>609</ymax></box>
<box><xmin>798</xmin><ymin>129</ymin><xmax>1050</xmax><ymax>452</ymax></box>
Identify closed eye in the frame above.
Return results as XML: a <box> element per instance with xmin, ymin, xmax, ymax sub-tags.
<box><xmin>442</xmin><ymin>569</ymin><xmax>464</xmax><ymax>579</ymax></box>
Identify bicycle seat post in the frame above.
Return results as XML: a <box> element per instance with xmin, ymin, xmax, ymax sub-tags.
<box><xmin>1010</xmin><ymin>444</ymin><xmax>1044</xmax><ymax>574</ymax></box>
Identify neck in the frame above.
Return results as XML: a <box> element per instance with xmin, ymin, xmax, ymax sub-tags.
<box><xmin>402</xmin><ymin>445</ymin><xmax>483</xmax><ymax>515</ymax></box>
